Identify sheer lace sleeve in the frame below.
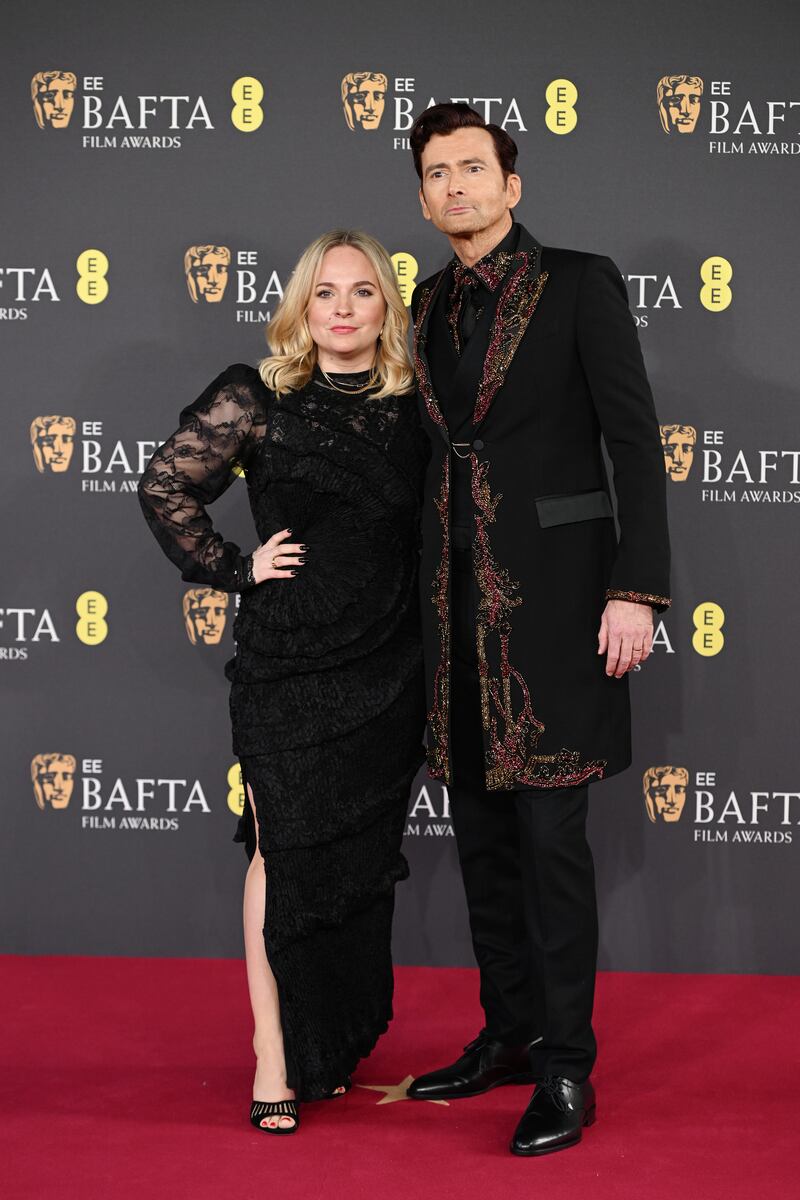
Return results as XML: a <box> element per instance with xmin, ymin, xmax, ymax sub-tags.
<box><xmin>137</xmin><ymin>363</ymin><xmax>269</xmax><ymax>592</ymax></box>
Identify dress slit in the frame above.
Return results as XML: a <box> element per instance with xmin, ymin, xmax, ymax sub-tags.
<box><xmin>237</xmin><ymin>757</ymin><xmax>300</xmax><ymax>1091</ymax></box>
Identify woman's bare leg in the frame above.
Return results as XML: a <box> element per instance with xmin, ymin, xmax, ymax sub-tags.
<box><xmin>243</xmin><ymin>781</ymin><xmax>296</xmax><ymax>1129</ymax></box>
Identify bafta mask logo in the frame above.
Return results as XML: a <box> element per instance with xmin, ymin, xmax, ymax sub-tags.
<box><xmin>30</xmin><ymin>415</ymin><xmax>76</xmax><ymax>473</ymax></box>
<box><xmin>341</xmin><ymin>72</ymin><xmax>387</xmax><ymax>132</ymax></box>
<box><xmin>32</xmin><ymin>753</ymin><xmax>76</xmax><ymax>810</ymax></box>
<box><xmin>184</xmin><ymin>245</ymin><xmax>231</xmax><ymax>303</ymax></box>
<box><xmin>643</xmin><ymin>765</ymin><xmax>688</xmax><ymax>824</ymax></box>
<box><xmin>183</xmin><ymin>587</ymin><xmax>229</xmax><ymax>645</ymax></box>
<box><xmin>660</xmin><ymin>424</ymin><xmax>697</xmax><ymax>482</ymax></box>
<box><xmin>32</xmin><ymin>71</ymin><xmax>77</xmax><ymax>130</ymax></box>
<box><xmin>657</xmin><ymin>75</ymin><xmax>704</xmax><ymax>135</ymax></box>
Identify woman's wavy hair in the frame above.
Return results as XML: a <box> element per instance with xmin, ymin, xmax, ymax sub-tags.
<box><xmin>259</xmin><ymin>229</ymin><xmax>414</xmax><ymax>399</ymax></box>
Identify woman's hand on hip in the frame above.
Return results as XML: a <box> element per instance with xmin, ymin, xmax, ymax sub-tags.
<box><xmin>251</xmin><ymin>529</ymin><xmax>306</xmax><ymax>583</ymax></box>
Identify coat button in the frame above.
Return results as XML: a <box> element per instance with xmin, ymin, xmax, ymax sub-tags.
<box><xmin>473</xmin><ymin>438</ymin><xmax>484</xmax><ymax>450</ymax></box>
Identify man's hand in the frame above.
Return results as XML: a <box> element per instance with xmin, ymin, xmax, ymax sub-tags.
<box><xmin>597</xmin><ymin>599</ymin><xmax>654</xmax><ymax>678</ymax></box>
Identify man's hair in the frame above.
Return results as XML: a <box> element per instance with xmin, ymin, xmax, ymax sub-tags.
<box><xmin>660</xmin><ymin>424</ymin><xmax>697</xmax><ymax>442</ymax></box>
<box><xmin>642</xmin><ymin>765</ymin><xmax>688</xmax><ymax>792</ymax></box>
<box><xmin>409</xmin><ymin>102</ymin><xmax>518</xmax><ymax>182</ymax></box>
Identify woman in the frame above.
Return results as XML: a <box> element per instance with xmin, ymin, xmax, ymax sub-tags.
<box><xmin>138</xmin><ymin>230</ymin><xmax>428</xmax><ymax>1134</ymax></box>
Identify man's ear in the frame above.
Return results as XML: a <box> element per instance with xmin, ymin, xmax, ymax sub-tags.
<box><xmin>419</xmin><ymin>186</ymin><xmax>432</xmax><ymax>222</ymax></box>
<box><xmin>506</xmin><ymin>173</ymin><xmax>522</xmax><ymax>210</ymax></box>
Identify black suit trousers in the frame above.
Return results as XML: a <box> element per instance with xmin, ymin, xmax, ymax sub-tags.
<box><xmin>449</xmin><ymin>544</ymin><xmax>598</xmax><ymax>1083</ymax></box>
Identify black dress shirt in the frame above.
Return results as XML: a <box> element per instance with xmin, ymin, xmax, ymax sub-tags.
<box><xmin>446</xmin><ymin>219</ymin><xmax>521</xmax><ymax>355</ymax></box>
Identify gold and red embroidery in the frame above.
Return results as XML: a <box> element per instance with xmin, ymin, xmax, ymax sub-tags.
<box><xmin>412</xmin><ymin>282</ymin><xmax>447</xmax><ymax>432</ymax></box>
<box><xmin>472</xmin><ymin>455</ymin><xmax>606</xmax><ymax>790</ymax></box>
<box><xmin>447</xmin><ymin>251</ymin><xmax>515</xmax><ymax>355</ymax></box>
<box><xmin>606</xmin><ymin>588</ymin><xmax>671</xmax><ymax>608</ymax></box>
<box><xmin>473</xmin><ymin>256</ymin><xmax>548</xmax><ymax>426</ymax></box>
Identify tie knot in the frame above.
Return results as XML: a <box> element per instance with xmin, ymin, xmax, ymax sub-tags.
<box><xmin>454</xmin><ymin>265</ymin><xmax>479</xmax><ymax>294</ymax></box>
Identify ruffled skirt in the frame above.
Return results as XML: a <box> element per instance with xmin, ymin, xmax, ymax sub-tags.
<box><xmin>232</xmin><ymin>665</ymin><xmax>425</xmax><ymax>1100</ymax></box>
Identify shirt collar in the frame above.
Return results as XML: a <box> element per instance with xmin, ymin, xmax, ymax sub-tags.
<box><xmin>450</xmin><ymin>219</ymin><xmax>520</xmax><ymax>292</ymax></box>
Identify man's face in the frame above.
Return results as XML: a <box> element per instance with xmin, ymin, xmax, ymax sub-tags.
<box><xmin>187</xmin><ymin>595</ymin><xmax>227</xmax><ymax>644</ymax></box>
<box><xmin>418</xmin><ymin>127</ymin><xmax>520</xmax><ymax>237</ymax></box>
<box><xmin>36</xmin><ymin>421</ymin><xmax>74</xmax><ymax>472</ymax></box>
<box><xmin>36</xmin><ymin>759</ymin><xmax>74</xmax><ymax>808</ymax></box>
<box><xmin>189</xmin><ymin>251</ymin><xmax>229</xmax><ymax>302</ymax></box>
<box><xmin>38</xmin><ymin>79</ymin><xmax>75</xmax><ymax>128</ymax></box>
<box><xmin>646</xmin><ymin>770</ymin><xmax>687</xmax><ymax>822</ymax></box>
<box><xmin>346</xmin><ymin>78</ymin><xmax>386</xmax><ymax>131</ymax></box>
<box><xmin>663</xmin><ymin>82</ymin><xmax>702</xmax><ymax>133</ymax></box>
<box><xmin>661</xmin><ymin>429</ymin><xmax>696</xmax><ymax>481</ymax></box>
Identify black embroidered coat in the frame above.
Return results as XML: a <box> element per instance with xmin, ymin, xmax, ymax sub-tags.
<box><xmin>411</xmin><ymin>222</ymin><xmax>671</xmax><ymax>792</ymax></box>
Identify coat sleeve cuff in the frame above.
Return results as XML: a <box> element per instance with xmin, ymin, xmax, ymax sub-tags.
<box><xmin>605</xmin><ymin>588</ymin><xmax>671</xmax><ymax>611</ymax></box>
<box><xmin>234</xmin><ymin>553</ymin><xmax>257</xmax><ymax>593</ymax></box>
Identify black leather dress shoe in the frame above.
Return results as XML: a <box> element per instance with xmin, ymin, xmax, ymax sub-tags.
<box><xmin>510</xmin><ymin>1076</ymin><xmax>596</xmax><ymax>1156</ymax></box>
<box><xmin>407</xmin><ymin>1033</ymin><xmax>536</xmax><ymax>1100</ymax></box>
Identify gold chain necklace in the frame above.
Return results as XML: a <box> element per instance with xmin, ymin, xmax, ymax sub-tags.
<box><xmin>318</xmin><ymin>364</ymin><xmax>380</xmax><ymax>395</ymax></box>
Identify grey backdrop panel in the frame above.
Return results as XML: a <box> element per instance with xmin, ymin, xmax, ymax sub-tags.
<box><xmin>3</xmin><ymin>0</ymin><xmax>799</xmax><ymax>972</ymax></box>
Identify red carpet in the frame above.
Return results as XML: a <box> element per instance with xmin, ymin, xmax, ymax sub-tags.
<box><xmin>2</xmin><ymin>957</ymin><xmax>797</xmax><ymax>1200</ymax></box>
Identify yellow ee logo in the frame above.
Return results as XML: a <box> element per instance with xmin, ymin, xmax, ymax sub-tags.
<box><xmin>75</xmin><ymin>590</ymin><xmax>108</xmax><ymax>645</ymax></box>
<box><xmin>700</xmin><ymin>256</ymin><xmax>732</xmax><ymax>311</ymax></box>
<box><xmin>231</xmin><ymin>77</ymin><xmax>264</xmax><ymax>132</ymax></box>
<box><xmin>692</xmin><ymin>601</ymin><xmax>724</xmax><ymax>656</ymax></box>
<box><xmin>545</xmin><ymin>79</ymin><xmax>578</xmax><ymax>135</ymax></box>
<box><xmin>227</xmin><ymin>762</ymin><xmax>245</xmax><ymax>816</ymax></box>
<box><xmin>76</xmin><ymin>249</ymin><xmax>109</xmax><ymax>305</ymax></box>
<box><xmin>391</xmin><ymin>252</ymin><xmax>418</xmax><ymax>307</ymax></box>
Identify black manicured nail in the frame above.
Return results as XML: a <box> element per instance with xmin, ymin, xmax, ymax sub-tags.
<box><xmin>298</xmin><ymin>557</ymin><xmax>306</xmax><ymax>564</ymax></box>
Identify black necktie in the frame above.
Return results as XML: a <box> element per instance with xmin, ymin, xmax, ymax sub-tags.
<box><xmin>458</xmin><ymin>272</ymin><xmax>480</xmax><ymax>347</ymax></box>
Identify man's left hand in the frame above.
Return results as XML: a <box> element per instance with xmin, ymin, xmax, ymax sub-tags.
<box><xmin>597</xmin><ymin>599</ymin><xmax>654</xmax><ymax>678</ymax></box>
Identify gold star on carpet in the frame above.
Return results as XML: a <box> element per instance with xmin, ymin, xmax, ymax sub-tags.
<box><xmin>357</xmin><ymin>1076</ymin><xmax>449</xmax><ymax>1106</ymax></box>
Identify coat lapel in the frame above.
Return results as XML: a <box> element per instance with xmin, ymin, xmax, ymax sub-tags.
<box><xmin>413</xmin><ymin>224</ymin><xmax>549</xmax><ymax>439</ymax></box>
<box><xmin>412</xmin><ymin>267</ymin><xmax>450</xmax><ymax>444</ymax></box>
<box><xmin>471</xmin><ymin>224</ymin><xmax>548</xmax><ymax>429</ymax></box>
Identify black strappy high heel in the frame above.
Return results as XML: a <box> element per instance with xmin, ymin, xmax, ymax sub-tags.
<box><xmin>249</xmin><ymin>1098</ymin><xmax>300</xmax><ymax>1134</ymax></box>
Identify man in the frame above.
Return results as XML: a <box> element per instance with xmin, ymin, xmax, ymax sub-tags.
<box><xmin>407</xmin><ymin>104</ymin><xmax>670</xmax><ymax>1156</ymax></box>
<box><xmin>182</xmin><ymin>587</ymin><xmax>229</xmax><ymax>646</ymax></box>
<box><xmin>31</xmin><ymin>753</ymin><xmax>76</xmax><ymax>809</ymax></box>
<box><xmin>643</xmin><ymin>765</ymin><xmax>688</xmax><ymax>823</ymax></box>
<box><xmin>31</xmin><ymin>70</ymin><xmax>77</xmax><ymax>130</ymax></box>
<box><xmin>184</xmin><ymin>245</ymin><xmax>231</xmax><ymax>303</ymax></box>
<box><xmin>660</xmin><ymin>423</ymin><xmax>697</xmax><ymax>481</ymax></box>
<box><xmin>341</xmin><ymin>71</ymin><xmax>388</xmax><ymax>132</ymax></box>
<box><xmin>30</xmin><ymin>414</ymin><xmax>76</xmax><ymax>473</ymax></box>
<box><xmin>656</xmin><ymin>74</ymin><xmax>704</xmax><ymax>135</ymax></box>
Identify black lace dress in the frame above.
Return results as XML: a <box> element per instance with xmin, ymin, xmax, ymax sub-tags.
<box><xmin>137</xmin><ymin>362</ymin><xmax>428</xmax><ymax>1099</ymax></box>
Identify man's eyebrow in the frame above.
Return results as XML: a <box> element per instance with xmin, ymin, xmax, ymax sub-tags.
<box><xmin>425</xmin><ymin>157</ymin><xmax>488</xmax><ymax>175</ymax></box>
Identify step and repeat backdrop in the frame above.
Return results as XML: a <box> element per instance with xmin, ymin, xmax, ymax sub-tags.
<box><xmin>3</xmin><ymin>1</ymin><xmax>799</xmax><ymax>973</ymax></box>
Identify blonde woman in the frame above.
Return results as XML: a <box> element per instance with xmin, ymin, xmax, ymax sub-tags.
<box><xmin>138</xmin><ymin>230</ymin><xmax>428</xmax><ymax>1134</ymax></box>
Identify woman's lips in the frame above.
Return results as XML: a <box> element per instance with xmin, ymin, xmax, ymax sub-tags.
<box><xmin>330</xmin><ymin>326</ymin><xmax>357</xmax><ymax>332</ymax></box>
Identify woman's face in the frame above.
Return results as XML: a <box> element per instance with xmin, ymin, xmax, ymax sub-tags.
<box><xmin>307</xmin><ymin>245</ymin><xmax>387</xmax><ymax>366</ymax></box>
